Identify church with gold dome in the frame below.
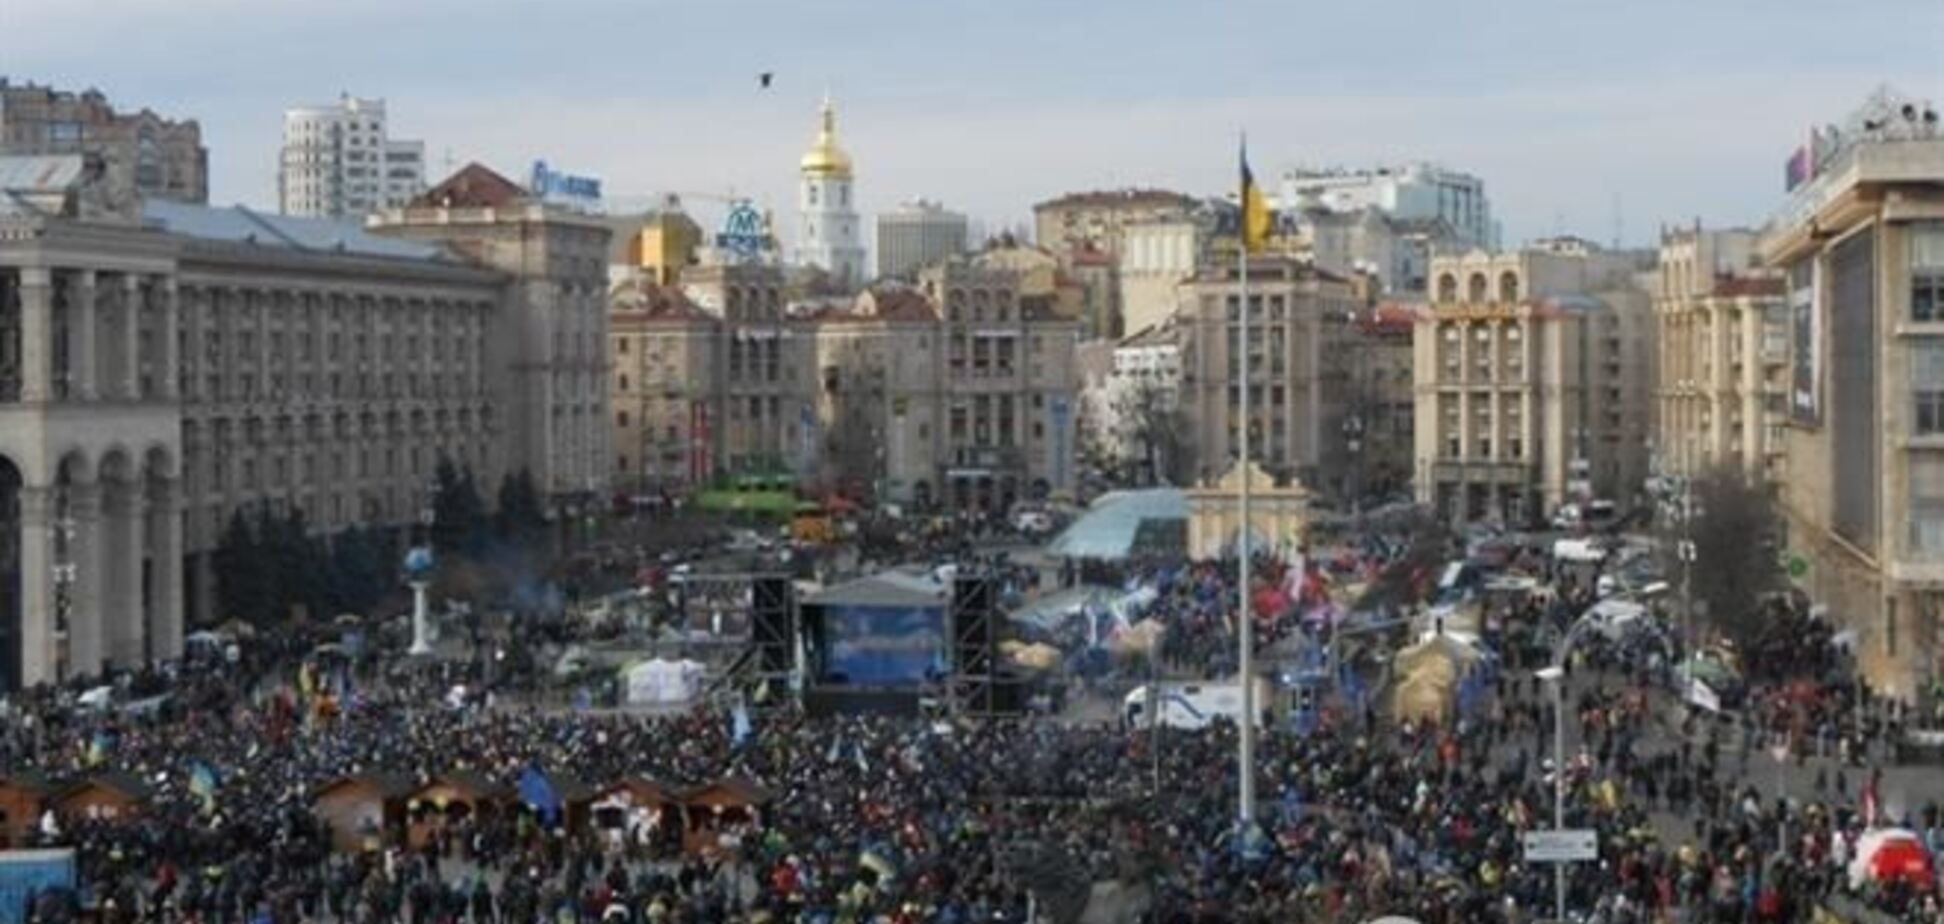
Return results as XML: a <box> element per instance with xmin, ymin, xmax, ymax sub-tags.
<box><xmin>794</xmin><ymin>95</ymin><xmax>867</xmax><ymax>290</ymax></box>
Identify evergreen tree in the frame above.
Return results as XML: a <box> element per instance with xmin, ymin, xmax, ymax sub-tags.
<box><xmin>496</xmin><ymin>468</ymin><xmax>548</xmax><ymax>545</ymax></box>
<box><xmin>431</xmin><ymin>458</ymin><xmax>489</xmax><ymax>556</ymax></box>
<box><xmin>212</xmin><ymin>508</ymin><xmax>264</xmax><ymax>625</ymax></box>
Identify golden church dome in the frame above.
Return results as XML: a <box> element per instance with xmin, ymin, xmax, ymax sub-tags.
<box><xmin>799</xmin><ymin>96</ymin><xmax>853</xmax><ymax>178</ymax></box>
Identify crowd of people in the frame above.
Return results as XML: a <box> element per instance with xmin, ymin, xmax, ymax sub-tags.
<box><xmin>3</xmin><ymin>511</ymin><xmax>1942</xmax><ymax>924</ymax></box>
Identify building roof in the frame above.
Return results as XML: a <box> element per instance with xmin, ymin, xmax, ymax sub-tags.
<box><xmin>144</xmin><ymin>199</ymin><xmax>447</xmax><ymax>260</ymax></box>
<box><xmin>1359</xmin><ymin>303</ymin><xmax>1421</xmax><ymax>335</ymax></box>
<box><xmin>1710</xmin><ymin>276</ymin><xmax>1786</xmax><ymax>298</ymax></box>
<box><xmin>414</xmin><ymin>162</ymin><xmax>530</xmax><ymax>209</ymax></box>
<box><xmin>611</xmin><ymin>282</ymin><xmax>716</xmax><ymax>324</ymax></box>
<box><xmin>802</xmin><ymin>568</ymin><xmax>950</xmax><ymax>608</ymax></box>
<box><xmin>1046</xmin><ymin>489</ymin><xmax>1189</xmax><ymax>561</ymax></box>
<box><xmin>314</xmin><ymin>772</ymin><xmax>418</xmax><ymax>801</ymax></box>
<box><xmin>1034</xmin><ymin>188</ymin><xmax>1197</xmax><ymax>212</ymax></box>
<box><xmin>0</xmin><ymin>155</ymin><xmax>85</xmax><ymax>194</ymax></box>
<box><xmin>1117</xmin><ymin>322</ymin><xmax>1178</xmax><ymax>349</ymax></box>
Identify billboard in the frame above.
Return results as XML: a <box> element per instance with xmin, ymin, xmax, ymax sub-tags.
<box><xmin>818</xmin><ymin>604</ymin><xmax>947</xmax><ymax>686</ymax></box>
<box><xmin>1789</xmin><ymin>259</ymin><xmax>1820</xmax><ymax>426</ymax></box>
<box><xmin>529</xmin><ymin>160</ymin><xmax>603</xmax><ymax>213</ymax></box>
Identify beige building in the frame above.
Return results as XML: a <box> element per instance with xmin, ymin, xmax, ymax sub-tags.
<box><xmin>1174</xmin><ymin>255</ymin><xmax>1357</xmax><ymax>490</ymax></box>
<box><xmin>603</xmin><ymin>262</ymin><xmax>1082</xmax><ymax>509</ymax></box>
<box><xmin>370</xmin><ymin>164</ymin><xmax>612</xmax><ymax>509</ymax></box>
<box><xmin>0</xmin><ymin>79</ymin><xmax>207</xmax><ymax>206</ymax></box>
<box><xmin>1413</xmin><ymin>246</ymin><xmax>1655</xmax><ymax>527</ymax></box>
<box><xmin>608</xmin><ymin>282</ymin><xmax>721</xmax><ymax>492</ymax></box>
<box><xmin>1654</xmin><ymin>227</ymin><xmax>1788</xmax><ymax>483</ymax></box>
<box><xmin>1347</xmin><ymin>304</ymin><xmax>1419</xmax><ymax>499</ymax></box>
<box><xmin>0</xmin><ymin>154</ymin><xmax>509</xmax><ymax>689</ymax></box>
<box><xmin>1034</xmin><ymin>189</ymin><xmax>1197</xmax><ymax>339</ymax></box>
<box><xmin>1119</xmin><ymin>219</ymin><xmax>1202</xmax><ymax>338</ymax></box>
<box><xmin>1758</xmin><ymin>104</ymin><xmax>1944</xmax><ymax>697</ymax></box>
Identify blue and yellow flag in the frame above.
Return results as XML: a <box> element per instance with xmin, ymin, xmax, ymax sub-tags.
<box><xmin>1240</xmin><ymin>138</ymin><xmax>1271</xmax><ymax>254</ymax></box>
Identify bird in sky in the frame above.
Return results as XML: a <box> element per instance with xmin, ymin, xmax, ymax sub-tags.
<box><xmin>758</xmin><ymin>72</ymin><xmax>774</xmax><ymax>89</ymax></box>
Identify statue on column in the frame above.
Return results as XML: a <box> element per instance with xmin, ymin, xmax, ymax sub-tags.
<box><xmin>403</xmin><ymin>544</ymin><xmax>435</xmax><ymax>656</ymax></box>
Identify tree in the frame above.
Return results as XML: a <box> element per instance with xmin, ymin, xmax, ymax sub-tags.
<box><xmin>1668</xmin><ymin>465</ymin><xmax>1783</xmax><ymax>650</ymax></box>
<box><xmin>324</xmin><ymin>525</ymin><xmax>389</xmax><ymax>617</ymax></box>
<box><xmin>431</xmin><ymin>458</ymin><xmax>488</xmax><ymax>556</ymax></box>
<box><xmin>496</xmin><ymin>469</ymin><xmax>548</xmax><ymax>545</ymax></box>
<box><xmin>1115</xmin><ymin>378</ymin><xmax>1196</xmax><ymax>487</ymax></box>
<box><xmin>213</xmin><ymin>508</ymin><xmax>265</xmax><ymax>625</ymax></box>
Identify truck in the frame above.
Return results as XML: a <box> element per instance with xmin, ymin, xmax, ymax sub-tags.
<box><xmin>1123</xmin><ymin>678</ymin><xmax>1274</xmax><ymax>730</ymax></box>
<box><xmin>0</xmin><ymin>849</ymin><xmax>75</xmax><ymax>924</ymax></box>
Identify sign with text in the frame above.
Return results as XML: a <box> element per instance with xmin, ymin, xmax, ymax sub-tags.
<box><xmin>1522</xmin><ymin>829</ymin><xmax>1597</xmax><ymax>863</ymax></box>
<box><xmin>529</xmin><ymin>160</ymin><xmax>603</xmax><ymax>213</ymax></box>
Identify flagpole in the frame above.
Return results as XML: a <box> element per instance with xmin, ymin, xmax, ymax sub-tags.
<box><xmin>1236</xmin><ymin>133</ymin><xmax>1257</xmax><ymax>829</ymax></box>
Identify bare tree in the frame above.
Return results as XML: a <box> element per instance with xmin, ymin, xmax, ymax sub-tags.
<box><xmin>1665</xmin><ymin>464</ymin><xmax>1783</xmax><ymax>650</ymax></box>
<box><xmin>1115</xmin><ymin>377</ymin><xmax>1196</xmax><ymax>486</ymax></box>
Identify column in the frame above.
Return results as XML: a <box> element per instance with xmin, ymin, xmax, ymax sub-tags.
<box><xmin>121</xmin><ymin>274</ymin><xmax>142</xmax><ymax>399</ymax></box>
<box><xmin>16</xmin><ymin>487</ymin><xmax>53</xmax><ymax>687</ymax></box>
<box><xmin>18</xmin><ymin>269</ymin><xmax>51</xmax><ymax>403</ymax></box>
<box><xmin>148</xmin><ymin>479</ymin><xmax>184</xmax><ymax>662</ymax></box>
<box><xmin>72</xmin><ymin>270</ymin><xmax>97</xmax><ymax>401</ymax></box>
<box><xmin>103</xmin><ymin>482</ymin><xmax>144</xmax><ymax>667</ymax></box>
<box><xmin>161</xmin><ymin>279</ymin><xmax>181</xmax><ymax>399</ymax></box>
<box><xmin>65</xmin><ymin>482</ymin><xmax>104</xmax><ymax>679</ymax></box>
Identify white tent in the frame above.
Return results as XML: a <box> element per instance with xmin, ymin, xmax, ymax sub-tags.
<box><xmin>622</xmin><ymin>658</ymin><xmax>706</xmax><ymax>706</ymax></box>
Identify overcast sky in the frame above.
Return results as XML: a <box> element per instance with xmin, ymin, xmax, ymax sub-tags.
<box><xmin>6</xmin><ymin>0</ymin><xmax>1940</xmax><ymax>246</ymax></box>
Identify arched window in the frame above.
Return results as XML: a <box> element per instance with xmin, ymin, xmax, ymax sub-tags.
<box><xmin>1467</xmin><ymin>273</ymin><xmax>1489</xmax><ymax>303</ymax></box>
<box><xmin>1437</xmin><ymin>274</ymin><xmax>1458</xmax><ymax>303</ymax></box>
<box><xmin>1498</xmin><ymin>271</ymin><xmax>1520</xmax><ymax>303</ymax></box>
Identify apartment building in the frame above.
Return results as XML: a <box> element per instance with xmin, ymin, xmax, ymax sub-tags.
<box><xmin>1654</xmin><ymin>227</ymin><xmax>1788</xmax><ymax>483</ymax></box>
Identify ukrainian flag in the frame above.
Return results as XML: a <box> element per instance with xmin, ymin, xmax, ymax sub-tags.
<box><xmin>1240</xmin><ymin>139</ymin><xmax>1271</xmax><ymax>254</ymax></box>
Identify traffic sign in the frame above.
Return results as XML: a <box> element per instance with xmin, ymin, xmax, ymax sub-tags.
<box><xmin>1522</xmin><ymin>828</ymin><xmax>1597</xmax><ymax>863</ymax></box>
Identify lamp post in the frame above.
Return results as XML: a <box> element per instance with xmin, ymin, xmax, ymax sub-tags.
<box><xmin>51</xmin><ymin>511</ymin><xmax>76</xmax><ymax>683</ymax></box>
<box><xmin>407</xmin><ymin>496</ymin><xmax>436</xmax><ymax>657</ymax></box>
<box><xmin>1537</xmin><ymin>608</ymin><xmax>1602</xmax><ymax>922</ymax></box>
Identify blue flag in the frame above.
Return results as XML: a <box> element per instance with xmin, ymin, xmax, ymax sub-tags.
<box><xmin>731</xmin><ymin>703</ymin><xmax>752</xmax><ymax>748</ymax></box>
<box><xmin>517</xmin><ymin>764</ymin><xmax>562</xmax><ymax>828</ymax></box>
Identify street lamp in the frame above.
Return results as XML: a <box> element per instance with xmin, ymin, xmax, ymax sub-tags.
<box><xmin>1537</xmin><ymin>606</ymin><xmax>1605</xmax><ymax>922</ymax></box>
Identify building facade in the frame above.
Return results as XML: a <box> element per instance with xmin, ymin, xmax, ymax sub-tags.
<box><xmin>1278</xmin><ymin>163</ymin><xmax>1497</xmax><ymax>250</ymax></box>
<box><xmin>1347</xmin><ymin>304</ymin><xmax>1418</xmax><ymax>500</ymax></box>
<box><xmin>1413</xmin><ymin>247</ymin><xmax>1655</xmax><ymax>527</ymax></box>
<box><xmin>1175</xmin><ymin>256</ymin><xmax>1357</xmax><ymax>489</ymax></box>
<box><xmin>279</xmin><ymin>95</ymin><xmax>426</xmax><ymax>219</ymax></box>
<box><xmin>0</xmin><ymin>155</ymin><xmax>505</xmax><ymax>689</ymax></box>
<box><xmin>0</xmin><ymin>79</ymin><xmax>207</xmax><ymax>205</ymax></box>
<box><xmin>608</xmin><ymin>283</ymin><xmax>721</xmax><ymax>493</ymax></box>
<box><xmin>1119</xmin><ymin>219</ymin><xmax>1202</xmax><ymax>337</ymax></box>
<box><xmin>1654</xmin><ymin>227</ymin><xmax>1788</xmax><ymax>483</ymax></box>
<box><xmin>875</xmin><ymin>200</ymin><xmax>967</xmax><ymax>280</ymax></box>
<box><xmin>1758</xmin><ymin>93</ymin><xmax>1944</xmax><ymax>697</ymax></box>
<box><xmin>678</xmin><ymin>261</ymin><xmax>813</xmax><ymax>477</ymax></box>
<box><xmin>794</xmin><ymin>97</ymin><xmax>866</xmax><ymax>291</ymax></box>
<box><xmin>370</xmin><ymin>164</ymin><xmax>611</xmax><ymax>510</ymax></box>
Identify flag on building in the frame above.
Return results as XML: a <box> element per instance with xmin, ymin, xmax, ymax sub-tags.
<box><xmin>1240</xmin><ymin>139</ymin><xmax>1271</xmax><ymax>254</ymax></box>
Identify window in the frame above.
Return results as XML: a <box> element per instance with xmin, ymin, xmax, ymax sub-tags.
<box><xmin>618</xmin><ymin>374</ymin><xmax>629</xmax><ymax>392</ymax></box>
<box><xmin>1917</xmin><ymin>341</ymin><xmax>1944</xmax><ymax>435</ymax></box>
<box><xmin>617</xmin><ymin>411</ymin><xmax>630</xmax><ymax>427</ymax></box>
<box><xmin>1913</xmin><ymin>224</ymin><xmax>1944</xmax><ymax>322</ymax></box>
<box><xmin>1913</xmin><ymin>455</ymin><xmax>1944</xmax><ymax>556</ymax></box>
<box><xmin>618</xmin><ymin>337</ymin><xmax>629</xmax><ymax>355</ymax></box>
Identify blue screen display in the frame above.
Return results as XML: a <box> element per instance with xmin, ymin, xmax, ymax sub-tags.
<box><xmin>820</xmin><ymin>604</ymin><xmax>947</xmax><ymax>686</ymax></box>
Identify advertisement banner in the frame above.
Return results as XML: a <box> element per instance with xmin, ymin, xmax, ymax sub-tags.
<box><xmin>1790</xmin><ymin>259</ymin><xmax>1821</xmax><ymax>426</ymax></box>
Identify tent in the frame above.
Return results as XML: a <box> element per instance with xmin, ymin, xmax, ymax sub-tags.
<box><xmin>622</xmin><ymin>658</ymin><xmax>706</xmax><ymax>707</ymax></box>
<box><xmin>1848</xmin><ymin>828</ymin><xmax>1935</xmax><ymax>890</ymax></box>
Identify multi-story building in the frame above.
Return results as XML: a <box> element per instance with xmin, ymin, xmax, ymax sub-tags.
<box><xmin>875</xmin><ymin>199</ymin><xmax>967</xmax><ymax>280</ymax></box>
<box><xmin>918</xmin><ymin>258</ymin><xmax>1082</xmax><ymax>509</ymax></box>
<box><xmin>1412</xmin><ymin>246</ymin><xmax>1654</xmax><ymax>527</ymax></box>
<box><xmin>1175</xmin><ymin>255</ymin><xmax>1358</xmax><ymax>489</ymax></box>
<box><xmin>1033</xmin><ymin>189</ymin><xmax>1197</xmax><ymax>259</ymax></box>
<box><xmin>370</xmin><ymin>163</ymin><xmax>610</xmax><ymax>510</ymax></box>
<box><xmin>1080</xmin><ymin>323</ymin><xmax>1188</xmax><ymax>485</ymax></box>
<box><xmin>603</xmin><ymin>263</ymin><xmax>1083</xmax><ymax>509</ymax></box>
<box><xmin>607</xmin><ymin>199</ymin><xmax>704</xmax><ymax>288</ymax></box>
<box><xmin>1758</xmin><ymin>88</ymin><xmax>1944</xmax><ymax>697</ymax></box>
<box><xmin>279</xmin><ymin>95</ymin><xmax>426</xmax><ymax>219</ymax></box>
<box><xmin>1278</xmin><ymin>162</ymin><xmax>1497</xmax><ymax>250</ymax></box>
<box><xmin>1654</xmin><ymin>227</ymin><xmax>1788</xmax><ymax>483</ymax></box>
<box><xmin>972</xmin><ymin>238</ymin><xmax>1086</xmax><ymax>329</ymax></box>
<box><xmin>1119</xmin><ymin>218</ymin><xmax>1203</xmax><ymax>337</ymax></box>
<box><xmin>608</xmin><ymin>282</ymin><xmax>721</xmax><ymax>492</ymax></box>
<box><xmin>0</xmin><ymin>154</ymin><xmax>508</xmax><ymax>689</ymax></box>
<box><xmin>678</xmin><ymin>261</ymin><xmax>813</xmax><ymax>476</ymax></box>
<box><xmin>794</xmin><ymin>97</ymin><xmax>866</xmax><ymax>291</ymax></box>
<box><xmin>1295</xmin><ymin>207</ymin><xmax>1404</xmax><ymax>293</ymax></box>
<box><xmin>1347</xmin><ymin>304</ymin><xmax>1419</xmax><ymax>500</ymax></box>
<box><xmin>0</xmin><ymin>79</ymin><xmax>207</xmax><ymax>205</ymax></box>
